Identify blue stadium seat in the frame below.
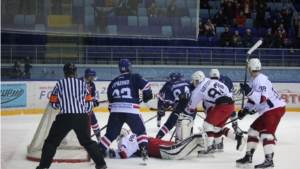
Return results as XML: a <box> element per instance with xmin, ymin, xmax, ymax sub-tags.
<box><xmin>172</xmin><ymin>26</ymin><xmax>183</xmax><ymax>36</ymax></box>
<box><xmin>267</xmin><ymin>2</ymin><xmax>275</xmax><ymax>11</ymax></box>
<box><xmin>107</xmin><ymin>16</ymin><xmax>116</xmax><ymax>25</ymax></box>
<box><xmin>170</xmin><ymin>17</ymin><xmax>181</xmax><ymax>26</ymax></box>
<box><xmin>191</xmin><ymin>17</ymin><xmax>197</xmax><ymax>27</ymax></box>
<box><xmin>84</xmin><ymin>15</ymin><xmax>94</xmax><ymax>25</ymax></box>
<box><xmin>186</xmin><ymin>1</ymin><xmax>196</xmax><ymax>9</ymax></box>
<box><xmin>274</xmin><ymin>3</ymin><xmax>283</xmax><ymax>11</ymax></box>
<box><xmin>14</xmin><ymin>15</ymin><xmax>24</xmax><ymax>25</ymax></box>
<box><xmin>155</xmin><ymin>0</ymin><xmax>166</xmax><ymax>8</ymax></box>
<box><xmin>35</xmin><ymin>24</ymin><xmax>46</xmax><ymax>31</ymax></box>
<box><xmin>84</xmin><ymin>25</ymin><xmax>95</xmax><ymax>32</ymax></box>
<box><xmin>108</xmin><ymin>25</ymin><xmax>117</xmax><ymax>35</ymax></box>
<box><xmin>181</xmin><ymin>17</ymin><xmax>191</xmax><ymax>27</ymax></box>
<box><xmin>246</xmin><ymin>18</ymin><xmax>254</xmax><ymax>27</ymax></box>
<box><xmin>140</xmin><ymin>26</ymin><xmax>151</xmax><ymax>35</ymax></box>
<box><xmin>138</xmin><ymin>8</ymin><xmax>148</xmax><ymax>16</ymax></box>
<box><xmin>24</xmin><ymin>15</ymin><xmax>35</xmax><ymax>25</ymax></box>
<box><xmin>162</xmin><ymin>26</ymin><xmax>172</xmax><ymax>37</ymax></box>
<box><xmin>264</xmin><ymin>12</ymin><xmax>269</xmax><ymax>19</ymax></box>
<box><xmin>117</xmin><ymin>16</ymin><xmax>127</xmax><ymax>26</ymax></box>
<box><xmin>36</xmin><ymin>15</ymin><xmax>47</xmax><ymax>24</ymax></box>
<box><xmin>145</xmin><ymin>0</ymin><xmax>153</xmax><ymax>8</ymax></box>
<box><xmin>183</xmin><ymin>26</ymin><xmax>194</xmax><ymax>36</ymax></box>
<box><xmin>151</xmin><ymin>26</ymin><xmax>162</xmax><ymax>36</ymax></box>
<box><xmin>74</xmin><ymin>0</ymin><xmax>83</xmax><ymax>7</ymax></box>
<box><xmin>209</xmin><ymin>9</ymin><xmax>218</xmax><ymax>18</ymax></box>
<box><xmin>138</xmin><ymin>16</ymin><xmax>149</xmax><ymax>26</ymax></box>
<box><xmin>148</xmin><ymin>17</ymin><xmax>160</xmax><ymax>26</ymax></box>
<box><xmin>85</xmin><ymin>7</ymin><xmax>94</xmax><ymax>15</ymax></box>
<box><xmin>160</xmin><ymin>17</ymin><xmax>170</xmax><ymax>26</ymax></box>
<box><xmin>189</xmin><ymin>9</ymin><xmax>197</xmax><ymax>17</ymax></box>
<box><xmin>208</xmin><ymin>1</ymin><xmax>216</xmax><ymax>9</ymax></box>
<box><xmin>181</xmin><ymin>9</ymin><xmax>189</xmax><ymax>17</ymax></box>
<box><xmin>128</xmin><ymin>26</ymin><xmax>140</xmax><ymax>35</ymax></box>
<box><xmin>176</xmin><ymin>1</ymin><xmax>186</xmax><ymax>9</ymax></box>
<box><xmin>215</xmin><ymin>1</ymin><xmax>222</xmax><ymax>9</ymax></box>
<box><xmin>117</xmin><ymin>26</ymin><xmax>128</xmax><ymax>35</ymax></box>
<box><xmin>128</xmin><ymin>16</ymin><xmax>138</xmax><ymax>26</ymax></box>
<box><xmin>200</xmin><ymin>9</ymin><xmax>210</xmax><ymax>18</ymax></box>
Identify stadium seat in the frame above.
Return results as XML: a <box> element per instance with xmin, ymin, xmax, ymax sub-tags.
<box><xmin>117</xmin><ymin>26</ymin><xmax>128</xmax><ymax>35</ymax></box>
<box><xmin>172</xmin><ymin>26</ymin><xmax>183</xmax><ymax>36</ymax></box>
<box><xmin>209</xmin><ymin>9</ymin><xmax>218</xmax><ymax>18</ymax></box>
<box><xmin>74</xmin><ymin>0</ymin><xmax>83</xmax><ymax>7</ymax></box>
<box><xmin>155</xmin><ymin>0</ymin><xmax>166</xmax><ymax>8</ymax></box>
<box><xmin>85</xmin><ymin>7</ymin><xmax>94</xmax><ymax>15</ymax></box>
<box><xmin>84</xmin><ymin>15</ymin><xmax>94</xmax><ymax>25</ymax></box>
<box><xmin>183</xmin><ymin>26</ymin><xmax>194</xmax><ymax>36</ymax></box>
<box><xmin>191</xmin><ymin>17</ymin><xmax>197</xmax><ymax>27</ymax></box>
<box><xmin>267</xmin><ymin>2</ymin><xmax>275</xmax><ymax>11</ymax></box>
<box><xmin>186</xmin><ymin>1</ymin><xmax>196</xmax><ymax>9</ymax></box>
<box><xmin>128</xmin><ymin>26</ymin><xmax>140</xmax><ymax>35</ymax></box>
<box><xmin>140</xmin><ymin>26</ymin><xmax>151</xmax><ymax>35</ymax></box>
<box><xmin>274</xmin><ymin>3</ymin><xmax>283</xmax><ymax>11</ymax></box>
<box><xmin>108</xmin><ymin>25</ymin><xmax>117</xmax><ymax>35</ymax></box>
<box><xmin>180</xmin><ymin>9</ymin><xmax>189</xmax><ymax>17</ymax></box>
<box><xmin>176</xmin><ymin>1</ymin><xmax>186</xmax><ymax>9</ymax></box>
<box><xmin>14</xmin><ymin>15</ymin><xmax>24</xmax><ymax>25</ymax></box>
<box><xmin>170</xmin><ymin>17</ymin><xmax>181</xmax><ymax>26</ymax></box>
<box><xmin>128</xmin><ymin>16</ymin><xmax>138</xmax><ymax>26</ymax></box>
<box><xmin>151</xmin><ymin>26</ymin><xmax>162</xmax><ymax>36</ymax></box>
<box><xmin>208</xmin><ymin>1</ymin><xmax>217</xmax><ymax>9</ymax></box>
<box><xmin>138</xmin><ymin>8</ymin><xmax>147</xmax><ymax>16</ymax></box>
<box><xmin>246</xmin><ymin>18</ymin><xmax>254</xmax><ymax>28</ymax></box>
<box><xmin>162</xmin><ymin>26</ymin><xmax>172</xmax><ymax>37</ymax></box>
<box><xmin>181</xmin><ymin>17</ymin><xmax>191</xmax><ymax>27</ymax></box>
<box><xmin>107</xmin><ymin>16</ymin><xmax>117</xmax><ymax>25</ymax></box>
<box><xmin>189</xmin><ymin>9</ymin><xmax>197</xmax><ymax>17</ymax></box>
<box><xmin>148</xmin><ymin>17</ymin><xmax>160</xmax><ymax>26</ymax></box>
<box><xmin>160</xmin><ymin>17</ymin><xmax>170</xmax><ymax>26</ymax></box>
<box><xmin>138</xmin><ymin>16</ymin><xmax>149</xmax><ymax>26</ymax></box>
<box><xmin>25</xmin><ymin>15</ymin><xmax>35</xmax><ymax>25</ymax></box>
<box><xmin>200</xmin><ymin>9</ymin><xmax>210</xmax><ymax>18</ymax></box>
<box><xmin>117</xmin><ymin>16</ymin><xmax>127</xmax><ymax>26</ymax></box>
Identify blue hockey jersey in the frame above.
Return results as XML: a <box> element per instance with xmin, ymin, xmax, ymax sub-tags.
<box><xmin>78</xmin><ymin>77</ymin><xmax>96</xmax><ymax>98</ymax></box>
<box><xmin>107</xmin><ymin>73</ymin><xmax>152</xmax><ymax>114</ymax></box>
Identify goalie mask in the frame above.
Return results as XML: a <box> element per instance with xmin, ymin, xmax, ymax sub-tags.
<box><xmin>116</xmin><ymin>128</ymin><xmax>130</xmax><ymax>142</ymax></box>
<box><xmin>190</xmin><ymin>71</ymin><xmax>205</xmax><ymax>87</ymax></box>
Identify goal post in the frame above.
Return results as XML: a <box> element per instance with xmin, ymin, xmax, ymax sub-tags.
<box><xmin>26</xmin><ymin>103</ymin><xmax>91</xmax><ymax>163</ymax></box>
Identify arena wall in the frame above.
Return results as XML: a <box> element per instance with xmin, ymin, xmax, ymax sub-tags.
<box><xmin>1</xmin><ymin>81</ymin><xmax>300</xmax><ymax>116</ymax></box>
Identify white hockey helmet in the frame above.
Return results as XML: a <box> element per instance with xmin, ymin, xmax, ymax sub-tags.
<box><xmin>248</xmin><ymin>58</ymin><xmax>261</xmax><ymax>71</ymax></box>
<box><xmin>190</xmin><ymin>71</ymin><xmax>205</xmax><ymax>87</ymax></box>
<box><xmin>116</xmin><ymin>128</ymin><xmax>130</xmax><ymax>142</ymax></box>
<box><xmin>209</xmin><ymin>69</ymin><xmax>220</xmax><ymax>79</ymax></box>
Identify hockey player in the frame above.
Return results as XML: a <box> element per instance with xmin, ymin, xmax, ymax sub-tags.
<box><xmin>188</xmin><ymin>71</ymin><xmax>246</xmax><ymax>157</ymax></box>
<box><xmin>79</xmin><ymin>68</ymin><xmax>101</xmax><ymax>141</ymax></box>
<box><xmin>106</xmin><ymin>128</ymin><xmax>207</xmax><ymax>160</ymax></box>
<box><xmin>156</xmin><ymin>72</ymin><xmax>196</xmax><ymax>142</ymax></box>
<box><xmin>236</xmin><ymin>58</ymin><xmax>286</xmax><ymax>169</ymax></box>
<box><xmin>98</xmin><ymin>59</ymin><xmax>153</xmax><ymax>163</ymax></box>
<box><xmin>156</xmin><ymin>72</ymin><xmax>185</xmax><ymax>127</ymax></box>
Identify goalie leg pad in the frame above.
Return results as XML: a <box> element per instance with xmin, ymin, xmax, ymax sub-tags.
<box><xmin>159</xmin><ymin>134</ymin><xmax>205</xmax><ymax>160</ymax></box>
<box><xmin>175</xmin><ymin>114</ymin><xmax>194</xmax><ymax>141</ymax></box>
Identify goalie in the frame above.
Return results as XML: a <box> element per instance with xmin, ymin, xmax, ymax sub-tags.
<box><xmin>106</xmin><ymin>128</ymin><xmax>208</xmax><ymax>160</ymax></box>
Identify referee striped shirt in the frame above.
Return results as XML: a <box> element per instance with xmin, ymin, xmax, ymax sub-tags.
<box><xmin>49</xmin><ymin>77</ymin><xmax>93</xmax><ymax>114</ymax></box>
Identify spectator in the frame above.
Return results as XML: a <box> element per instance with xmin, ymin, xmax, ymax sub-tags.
<box><xmin>23</xmin><ymin>57</ymin><xmax>32</xmax><ymax>78</ymax></box>
<box><xmin>90</xmin><ymin>0</ymin><xmax>119</xmax><ymax>34</ymax></box>
<box><xmin>240</xmin><ymin>0</ymin><xmax>255</xmax><ymax>18</ymax></box>
<box><xmin>274</xmin><ymin>24</ymin><xmax>287</xmax><ymax>48</ymax></box>
<box><xmin>281</xmin><ymin>6</ymin><xmax>294</xmax><ymax>37</ymax></box>
<box><xmin>148</xmin><ymin>2</ymin><xmax>157</xmax><ymax>17</ymax></box>
<box><xmin>213</xmin><ymin>9</ymin><xmax>227</xmax><ymax>27</ymax></box>
<box><xmin>235</xmin><ymin>11</ymin><xmax>246</xmax><ymax>27</ymax></box>
<box><xmin>127</xmin><ymin>0</ymin><xmax>140</xmax><ymax>15</ymax></box>
<box><xmin>243</xmin><ymin>29</ymin><xmax>253</xmax><ymax>47</ymax></box>
<box><xmin>167</xmin><ymin>1</ymin><xmax>182</xmax><ymax>17</ymax></box>
<box><xmin>198</xmin><ymin>21</ymin><xmax>206</xmax><ymax>36</ymax></box>
<box><xmin>222</xmin><ymin>1</ymin><xmax>236</xmax><ymax>26</ymax></box>
<box><xmin>234</xmin><ymin>3</ymin><xmax>243</xmax><ymax>16</ymax></box>
<box><xmin>263</xmin><ymin>29</ymin><xmax>275</xmax><ymax>48</ymax></box>
<box><xmin>157</xmin><ymin>6</ymin><xmax>167</xmax><ymax>17</ymax></box>
<box><xmin>18</xmin><ymin>0</ymin><xmax>30</xmax><ymax>14</ymax></box>
<box><xmin>10</xmin><ymin>61</ymin><xmax>23</xmax><ymax>79</ymax></box>
<box><xmin>106</xmin><ymin>0</ymin><xmax>115</xmax><ymax>7</ymax></box>
<box><xmin>254</xmin><ymin>3</ymin><xmax>268</xmax><ymax>28</ymax></box>
<box><xmin>115</xmin><ymin>0</ymin><xmax>128</xmax><ymax>16</ymax></box>
<box><xmin>268</xmin><ymin>11</ymin><xmax>282</xmax><ymax>34</ymax></box>
<box><xmin>200</xmin><ymin>0</ymin><xmax>212</xmax><ymax>9</ymax></box>
<box><xmin>294</xmin><ymin>17</ymin><xmax>300</xmax><ymax>49</ymax></box>
<box><xmin>219</xmin><ymin>26</ymin><xmax>232</xmax><ymax>47</ymax></box>
<box><xmin>232</xmin><ymin>30</ymin><xmax>243</xmax><ymax>47</ymax></box>
<box><xmin>204</xmin><ymin>18</ymin><xmax>216</xmax><ymax>36</ymax></box>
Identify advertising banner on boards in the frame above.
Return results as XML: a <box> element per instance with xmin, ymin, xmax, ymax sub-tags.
<box><xmin>1</xmin><ymin>83</ymin><xmax>27</xmax><ymax>108</ymax></box>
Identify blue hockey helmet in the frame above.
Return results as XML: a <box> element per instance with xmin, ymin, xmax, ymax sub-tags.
<box><xmin>85</xmin><ymin>68</ymin><xmax>97</xmax><ymax>80</ymax></box>
<box><xmin>177</xmin><ymin>72</ymin><xmax>185</xmax><ymax>80</ymax></box>
<box><xmin>119</xmin><ymin>59</ymin><xmax>132</xmax><ymax>73</ymax></box>
<box><xmin>169</xmin><ymin>72</ymin><xmax>181</xmax><ymax>82</ymax></box>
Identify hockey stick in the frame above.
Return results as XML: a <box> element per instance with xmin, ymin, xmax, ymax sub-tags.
<box><xmin>241</xmin><ymin>40</ymin><xmax>263</xmax><ymax>109</ymax></box>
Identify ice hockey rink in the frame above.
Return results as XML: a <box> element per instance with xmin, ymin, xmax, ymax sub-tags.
<box><xmin>2</xmin><ymin>111</ymin><xmax>300</xmax><ymax>169</ymax></box>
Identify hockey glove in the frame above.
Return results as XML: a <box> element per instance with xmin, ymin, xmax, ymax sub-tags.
<box><xmin>93</xmin><ymin>99</ymin><xmax>100</xmax><ymax>107</ymax></box>
<box><xmin>157</xmin><ymin>109</ymin><xmax>165</xmax><ymax>118</ymax></box>
<box><xmin>239</xmin><ymin>83</ymin><xmax>252</xmax><ymax>96</ymax></box>
<box><xmin>108</xmin><ymin>148</ymin><xmax>116</xmax><ymax>158</ymax></box>
<box><xmin>175</xmin><ymin>92</ymin><xmax>191</xmax><ymax>105</ymax></box>
<box><xmin>249</xmin><ymin>109</ymin><xmax>258</xmax><ymax>115</ymax></box>
<box><xmin>143</xmin><ymin>93</ymin><xmax>153</xmax><ymax>103</ymax></box>
<box><xmin>238</xmin><ymin>108</ymin><xmax>249</xmax><ymax>120</ymax></box>
<box><xmin>232</xmin><ymin>122</ymin><xmax>243</xmax><ymax>135</ymax></box>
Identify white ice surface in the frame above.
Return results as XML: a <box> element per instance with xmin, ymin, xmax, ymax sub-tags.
<box><xmin>1</xmin><ymin>111</ymin><xmax>300</xmax><ymax>169</ymax></box>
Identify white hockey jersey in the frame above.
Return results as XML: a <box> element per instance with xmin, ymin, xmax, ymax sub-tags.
<box><xmin>188</xmin><ymin>78</ymin><xmax>232</xmax><ymax>112</ymax></box>
<box><xmin>245</xmin><ymin>73</ymin><xmax>286</xmax><ymax>115</ymax></box>
<box><xmin>111</xmin><ymin>133</ymin><xmax>139</xmax><ymax>159</ymax></box>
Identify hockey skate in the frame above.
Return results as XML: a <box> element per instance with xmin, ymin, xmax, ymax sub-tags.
<box><xmin>141</xmin><ymin>147</ymin><xmax>149</xmax><ymax>165</ymax></box>
<box><xmin>197</xmin><ymin>145</ymin><xmax>215</xmax><ymax>158</ymax></box>
<box><xmin>95</xmin><ymin>165</ymin><xmax>107</xmax><ymax>169</ymax></box>
<box><xmin>236</xmin><ymin>149</ymin><xmax>255</xmax><ymax>168</ymax></box>
<box><xmin>214</xmin><ymin>137</ymin><xmax>224</xmax><ymax>152</ymax></box>
<box><xmin>236</xmin><ymin>134</ymin><xmax>247</xmax><ymax>151</ymax></box>
<box><xmin>254</xmin><ymin>153</ymin><xmax>274</xmax><ymax>169</ymax></box>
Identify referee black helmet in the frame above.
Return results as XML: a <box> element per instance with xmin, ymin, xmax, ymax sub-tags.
<box><xmin>63</xmin><ymin>63</ymin><xmax>77</xmax><ymax>76</ymax></box>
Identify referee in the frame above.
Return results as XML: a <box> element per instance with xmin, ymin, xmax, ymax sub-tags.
<box><xmin>36</xmin><ymin>63</ymin><xmax>107</xmax><ymax>169</ymax></box>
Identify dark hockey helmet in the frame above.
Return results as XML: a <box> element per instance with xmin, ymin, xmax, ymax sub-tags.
<box><xmin>169</xmin><ymin>72</ymin><xmax>181</xmax><ymax>82</ymax></box>
<box><xmin>119</xmin><ymin>59</ymin><xmax>132</xmax><ymax>73</ymax></box>
<box><xmin>63</xmin><ymin>63</ymin><xmax>77</xmax><ymax>74</ymax></box>
<box><xmin>85</xmin><ymin>68</ymin><xmax>97</xmax><ymax>78</ymax></box>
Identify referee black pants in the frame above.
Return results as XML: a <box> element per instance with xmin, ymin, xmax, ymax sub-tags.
<box><xmin>39</xmin><ymin>113</ymin><xmax>106</xmax><ymax>168</ymax></box>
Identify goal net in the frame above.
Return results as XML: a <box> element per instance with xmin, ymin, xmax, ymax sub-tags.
<box><xmin>26</xmin><ymin>103</ymin><xmax>91</xmax><ymax>163</ymax></box>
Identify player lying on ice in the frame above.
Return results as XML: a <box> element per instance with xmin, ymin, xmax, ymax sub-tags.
<box><xmin>105</xmin><ymin>128</ymin><xmax>208</xmax><ymax>160</ymax></box>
